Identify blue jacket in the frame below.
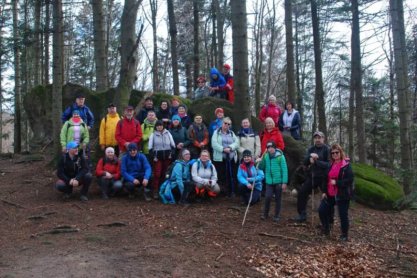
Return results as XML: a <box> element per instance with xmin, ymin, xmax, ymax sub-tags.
<box><xmin>209</xmin><ymin>68</ymin><xmax>226</xmax><ymax>87</ymax></box>
<box><xmin>121</xmin><ymin>153</ymin><xmax>152</xmax><ymax>182</ymax></box>
<box><xmin>61</xmin><ymin>103</ymin><xmax>95</xmax><ymax>128</ymax></box>
<box><xmin>170</xmin><ymin>160</ymin><xmax>191</xmax><ymax>192</ymax></box>
<box><xmin>237</xmin><ymin>163</ymin><xmax>264</xmax><ymax>191</ymax></box>
<box><xmin>209</xmin><ymin>118</ymin><xmax>223</xmax><ymax>137</ymax></box>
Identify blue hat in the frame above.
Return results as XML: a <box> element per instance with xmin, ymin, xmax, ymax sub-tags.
<box><xmin>127</xmin><ymin>143</ymin><xmax>138</xmax><ymax>151</ymax></box>
<box><xmin>72</xmin><ymin>109</ymin><xmax>80</xmax><ymax>116</ymax></box>
<box><xmin>66</xmin><ymin>141</ymin><xmax>79</xmax><ymax>150</ymax></box>
<box><xmin>171</xmin><ymin>115</ymin><xmax>181</xmax><ymax>122</ymax></box>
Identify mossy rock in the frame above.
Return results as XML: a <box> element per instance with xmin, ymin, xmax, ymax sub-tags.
<box><xmin>352</xmin><ymin>163</ymin><xmax>404</xmax><ymax>210</ymax></box>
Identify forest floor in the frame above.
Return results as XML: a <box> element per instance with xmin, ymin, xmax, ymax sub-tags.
<box><xmin>0</xmin><ymin>155</ymin><xmax>416</xmax><ymax>278</ymax></box>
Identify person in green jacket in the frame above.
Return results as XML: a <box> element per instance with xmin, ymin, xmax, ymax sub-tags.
<box><xmin>141</xmin><ymin>110</ymin><xmax>158</xmax><ymax>159</ymax></box>
<box><xmin>60</xmin><ymin>110</ymin><xmax>90</xmax><ymax>155</ymax></box>
<box><xmin>258</xmin><ymin>141</ymin><xmax>288</xmax><ymax>222</ymax></box>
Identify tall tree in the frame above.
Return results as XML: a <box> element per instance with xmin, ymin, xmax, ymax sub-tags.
<box><xmin>13</xmin><ymin>0</ymin><xmax>21</xmax><ymax>153</ymax></box>
<box><xmin>253</xmin><ymin>0</ymin><xmax>265</xmax><ymax>116</ymax></box>
<box><xmin>167</xmin><ymin>0</ymin><xmax>179</xmax><ymax>95</ymax></box>
<box><xmin>230</xmin><ymin>0</ymin><xmax>250</xmax><ymax>124</ymax></box>
<box><xmin>44</xmin><ymin>0</ymin><xmax>50</xmax><ymax>84</ymax></box>
<box><xmin>34</xmin><ymin>0</ymin><xmax>41</xmax><ymax>85</ymax></box>
<box><xmin>114</xmin><ymin>0</ymin><xmax>142</xmax><ymax>110</ymax></box>
<box><xmin>285</xmin><ymin>0</ymin><xmax>296</xmax><ymax>103</ymax></box>
<box><xmin>91</xmin><ymin>0</ymin><xmax>108</xmax><ymax>92</ymax></box>
<box><xmin>150</xmin><ymin>0</ymin><xmax>158</xmax><ymax>92</ymax></box>
<box><xmin>52</xmin><ymin>0</ymin><xmax>63</xmax><ymax>154</ymax></box>
<box><xmin>351</xmin><ymin>0</ymin><xmax>366</xmax><ymax>163</ymax></box>
<box><xmin>389</xmin><ymin>0</ymin><xmax>413</xmax><ymax>194</ymax></box>
<box><xmin>310</xmin><ymin>0</ymin><xmax>326</xmax><ymax>135</ymax></box>
<box><xmin>193</xmin><ymin>0</ymin><xmax>200</xmax><ymax>88</ymax></box>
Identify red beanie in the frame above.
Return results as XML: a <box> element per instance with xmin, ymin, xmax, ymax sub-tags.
<box><xmin>223</xmin><ymin>64</ymin><xmax>231</xmax><ymax>70</ymax></box>
<box><xmin>214</xmin><ymin>108</ymin><xmax>224</xmax><ymax>115</ymax></box>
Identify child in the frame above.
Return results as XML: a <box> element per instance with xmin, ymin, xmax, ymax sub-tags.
<box><xmin>258</xmin><ymin>141</ymin><xmax>288</xmax><ymax>222</ymax></box>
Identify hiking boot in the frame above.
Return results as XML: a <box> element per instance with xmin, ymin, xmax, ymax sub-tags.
<box><xmin>128</xmin><ymin>193</ymin><xmax>135</xmax><ymax>199</ymax></box>
<box><xmin>102</xmin><ymin>192</ymin><xmax>109</xmax><ymax>200</ymax></box>
<box><xmin>261</xmin><ymin>214</ymin><xmax>268</xmax><ymax>220</ymax></box>
<box><xmin>63</xmin><ymin>193</ymin><xmax>71</xmax><ymax>200</ymax></box>
<box><xmin>153</xmin><ymin>192</ymin><xmax>159</xmax><ymax>200</ymax></box>
<box><xmin>292</xmin><ymin>214</ymin><xmax>307</xmax><ymax>223</ymax></box>
<box><xmin>144</xmin><ymin>191</ymin><xmax>152</xmax><ymax>202</ymax></box>
<box><xmin>273</xmin><ymin>216</ymin><xmax>280</xmax><ymax>223</ymax></box>
<box><xmin>80</xmin><ymin>195</ymin><xmax>88</xmax><ymax>202</ymax></box>
<box><xmin>339</xmin><ymin>235</ymin><xmax>348</xmax><ymax>242</ymax></box>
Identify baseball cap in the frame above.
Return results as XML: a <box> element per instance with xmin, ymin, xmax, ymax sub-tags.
<box><xmin>313</xmin><ymin>131</ymin><xmax>325</xmax><ymax>138</ymax></box>
<box><xmin>66</xmin><ymin>141</ymin><xmax>79</xmax><ymax>150</ymax></box>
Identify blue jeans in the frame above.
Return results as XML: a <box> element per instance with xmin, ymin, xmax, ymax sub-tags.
<box><xmin>319</xmin><ymin>197</ymin><xmax>350</xmax><ymax>237</ymax></box>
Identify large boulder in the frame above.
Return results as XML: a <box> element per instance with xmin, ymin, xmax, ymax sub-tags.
<box><xmin>352</xmin><ymin>163</ymin><xmax>404</xmax><ymax>210</ymax></box>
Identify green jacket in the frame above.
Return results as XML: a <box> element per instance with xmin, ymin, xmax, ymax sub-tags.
<box><xmin>258</xmin><ymin>149</ymin><xmax>288</xmax><ymax>185</ymax></box>
<box><xmin>141</xmin><ymin>119</ymin><xmax>157</xmax><ymax>154</ymax></box>
<box><xmin>60</xmin><ymin>119</ymin><xmax>90</xmax><ymax>148</ymax></box>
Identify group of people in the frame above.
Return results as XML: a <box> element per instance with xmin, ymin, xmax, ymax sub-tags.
<box><xmin>194</xmin><ymin>64</ymin><xmax>234</xmax><ymax>103</ymax></box>
<box><xmin>56</xmin><ymin>75</ymin><xmax>353</xmax><ymax>241</ymax></box>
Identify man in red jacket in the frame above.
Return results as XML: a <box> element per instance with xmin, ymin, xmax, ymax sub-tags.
<box><xmin>115</xmin><ymin>106</ymin><xmax>143</xmax><ymax>155</ymax></box>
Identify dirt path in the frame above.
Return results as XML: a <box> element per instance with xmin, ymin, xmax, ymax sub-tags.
<box><xmin>0</xmin><ymin>157</ymin><xmax>416</xmax><ymax>277</ymax></box>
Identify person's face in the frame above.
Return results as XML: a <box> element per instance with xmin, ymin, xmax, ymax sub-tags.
<box><xmin>129</xmin><ymin>149</ymin><xmax>137</xmax><ymax>157</ymax></box>
<box><xmin>243</xmin><ymin>156</ymin><xmax>252</xmax><ymax>163</ymax></box>
<box><xmin>267</xmin><ymin>146</ymin><xmax>275</xmax><ymax>155</ymax></box>
<box><xmin>242</xmin><ymin>119</ymin><xmax>250</xmax><ymax>128</ymax></box>
<box><xmin>265</xmin><ymin>120</ymin><xmax>274</xmax><ymax>130</ymax></box>
<box><xmin>222</xmin><ymin>120</ymin><xmax>231</xmax><ymax>130</ymax></box>
<box><xmin>211</xmin><ymin>73</ymin><xmax>218</xmax><ymax>80</ymax></box>
<box><xmin>178</xmin><ymin>107</ymin><xmax>186</xmax><ymax>114</ymax></box>
<box><xmin>198</xmin><ymin>80</ymin><xmax>205</xmax><ymax>88</ymax></box>
<box><xmin>222</xmin><ymin>67</ymin><xmax>230</xmax><ymax>75</ymax></box>
<box><xmin>286</xmin><ymin>103</ymin><xmax>293</xmax><ymax>110</ymax></box>
<box><xmin>194</xmin><ymin>116</ymin><xmax>202</xmax><ymax>124</ymax></box>
<box><xmin>268</xmin><ymin>98</ymin><xmax>276</xmax><ymax>105</ymax></box>
<box><xmin>69</xmin><ymin>147</ymin><xmax>78</xmax><ymax>156</ymax></box>
<box><xmin>72</xmin><ymin>112</ymin><xmax>80</xmax><ymax>118</ymax></box>
<box><xmin>147</xmin><ymin>112</ymin><xmax>156</xmax><ymax>121</ymax></box>
<box><xmin>183</xmin><ymin>151</ymin><xmax>191</xmax><ymax>162</ymax></box>
<box><xmin>107</xmin><ymin>106</ymin><xmax>116</xmax><ymax>114</ymax></box>
<box><xmin>216</xmin><ymin>112</ymin><xmax>224</xmax><ymax>119</ymax></box>
<box><xmin>161</xmin><ymin>102</ymin><xmax>168</xmax><ymax>109</ymax></box>
<box><xmin>106</xmin><ymin>151</ymin><xmax>115</xmax><ymax>160</ymax></box>
<box><xmin>200</xmin><ymin>152</ymin><xmax>210</xmax><ymax>162</ymax></box>
<box><xmin>76</xmin><ymin>97</ymin><xmax>85</xmax><ymax>107</ymax></box>
<box><xmin>172</xmin><ymin>100</ymin><xmax>180</xmax><ymax>107</ymax></box>
<box><xmin>331</xmin><ymin>149</ymin><xmax>341</xmax><ymax>161</ymax></box>
<box><xmin>156</xmin><ymin>125</ymin><xmax>164</xmax><ymax>131</ymax></box>
<box><xmin>145</xmin><ymin>100</ymin><xmax>153</xmax><ymax>108</ymax></box>
<box><xmin>124</xmin><ymin>109</ymin><xmax>134</xmax><ymax>118</ymax></box>
<box><xmin>172</xmin><ymin>119</ymin><xmax>179</xmax><ymax>126</ymax></box>
<box><xmin>314</xmin><ymin>136</ymin><xmax>324</xmax><ymax>146</ymax></box>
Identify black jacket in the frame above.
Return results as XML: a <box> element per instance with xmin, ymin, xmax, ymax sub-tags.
<box><xmin>303</xmin><ymin>144</ymin><xmax>330</xmax><ymax>178</ymax></box>
<box><xmin>57</xmin><ymin>153</ymin><xmax>89</xmax><ymax>183</ymax></box>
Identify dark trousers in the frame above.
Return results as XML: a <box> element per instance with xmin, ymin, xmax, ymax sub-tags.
<box><xmin>123</xmin><ymin>178</ymin><xmax>150</xmax><ymax>194</ymax></box>
<box><xmin>240</xmin><ymin>186</ymin><xmax>261</xmax><ymax>205</ymax></box>
<box><xmin>263</xmin><ymin>184</ymin><xmax>283</xmax><ymax>218</ymax></box>
<box><xmin>318</xmin><ymin>197</ymin><xmax>350</xmax><ymax>237</ymax></box>
<box><xmin>98</xmin><ymin>177</ymin><xmax>122</xmax><ymax>195</ymax></box>
<box><xmin>213</xmin><ymin>159</ymin><xmax>237</xmax><ymax>196</ymax></box>
<box><xmin>55</xmin><ymin>173</ymin><xmax>92</xmax><ymax>196</ymax></box>
<box><xmin>297</xmin><ymin>175</ymin><xmax>325</xmax><ymax>215</ymax></box>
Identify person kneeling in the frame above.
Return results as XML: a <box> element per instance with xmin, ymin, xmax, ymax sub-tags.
<box><xmin>238</xmin><ymin>150</ymin><xmax>264</xmax><ymax>206</ymax></box>
<box><xmin>191</xmin><ymin>150</ymin><xmax>220</xmax><ymax>201</ymax></box>
<box><xmin>55</xmin><ymin>141</ymin><xmax>92</xmax><ymax>201</ymax></box>
<box><xmin>95</xmin><ymin>147</ymin><xmax>122</xmax><ymax>199</ymax></box>
<box><xmin>160</xmin><ymin>149</ymin><xmax>193</xmax><ymax>205</ymax></box>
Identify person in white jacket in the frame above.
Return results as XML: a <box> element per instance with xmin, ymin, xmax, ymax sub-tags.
<box><xmin>191</xmin><ymin>150</ymin><xmax>220</xmax><ymax>200</ymax></box>
<box><xmin>237</xmin><ymin>118</ymin><xmax>261</xmax><ymax>161</ymax></box>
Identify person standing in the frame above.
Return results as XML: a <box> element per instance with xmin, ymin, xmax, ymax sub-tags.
<box><xmin>156</xmin><ymin>100</ymin><xmax>172</xmax><ymax>128</ymax></box>
<box><xmin>99</xmin><ymin>103</ymin><xmax>121</xmax><ymax>155</ymax></box>
<box><xmin>209</xmin><ymin>108</ymin><xmax>225</xmax><ymax>138</ymax></box>
<box><xmin>55</xmin><ymin>141</ymin><xmax>92</xmax><ymax>201</ymax></box>
<box><xmin>258</xmin><ymin>142</ymin><xmax>288</xmax><ymax>222</ymax></box>
<box><xmin>136</xmin><ymin>97</ymin><xmax>155</xmax><ymax>124</ymax></box>
<box><xmin>278</xmin><ymin>101</ymin><xmax>301</xmax><ymax>140</ymax></box>
<box><xmin>260</xmin><ymin>117</ymin><xmax>285</xmax><ymax>153</ymax></box>
<box><xmin>95</xmin><ymin>147</ymin><xmax>122</xmax><ymax>199</ymax></box>
<box><xmin>141</xmin><ymin>110</ymin><xmax>158</xmax><ymax>158</ymax></box>
<box><xmin>237</xmin><ymin>118</ymin><xmax>261</xmax><ymax>161</ymax></box>
<box><xmin>115</xmin><ymin>106</ymin><xmax>143</xmax><ymax>156</ymax></box>
<box><xmin>188</xmin><ymin>114</ymin><xmax>210</xmax><ymax>159</ymax></box>
<box><xmin>259</xmin><ymin>95</ymin><xmax>282</xmax><ymax>127</ymax></box>
<box><xmin>60</xmin><ymin>110</ymin><xmax>89</xmax><ymax>155</ymax></box>
<box><xmin>293</xmin><ymin>131</ymin><xmax>330</xmax><ymax>222</ymax></box>
<box><xmin>61</xmin><ymin>91</ymin><xmax>95</xmax><ymax>130</ymax></box>
<box><xmin>169</xmin><ymin>114</ymin><xmax>191</xmax><ymax>159</ymax></box>
<box><xmin>318</xmin><ymin>144</ymin><xmax>354</xmax><ymax>241</ymax></box>
<box><xmin>222</xmin><ymin>64</ymin><xmax>234</xmax><ymax>104</ymax></box>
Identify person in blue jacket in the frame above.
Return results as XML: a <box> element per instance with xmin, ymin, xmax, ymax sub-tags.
<box><xmin>208</xmin><ymin>67</ymin><xmax>226</xmax><ymax>99</ymax></box>
<box><xmin>237</xmin><ymin>150</ymin><xmax>264</xmax><ymax>206</ymax></box>
<box><xmin>61</xmin><ymin>91</ymin><xmax>95</xmax><ymax>129</ymax></box>
<box><xmin>121</xmin><ymin>143</ymin><xmax>152</xmax><ymax>200</ymax></box>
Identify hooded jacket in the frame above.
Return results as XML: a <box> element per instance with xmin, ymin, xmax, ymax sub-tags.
<box><xmin>260</xmin><ymin>127</ymin><xmax>285</xmax><ymax>153</ymax></box>
<box><xmin>99</xmin><ymin>113</ymin><xmax>121</xmax><ymax>147</ymax></box>
<box><xmin>95</xmin><ymin>157</ymin><xmax>121</xmax><ymax>180</ymax></box>
<box><xmin>237</xmin><ymin>128</ymin><xmax>261</xmax><ymax>159</ymax></box>
<box><xmin>60</xmin><ymin>118</ymin><xmax>90</xmax><ymax>149</ymax></box>
<box><xmin>191</xmin><ymin>159</ymin><xmax>217</xmax><ymax>186</ymax></box>
<box><xmin>237</xmin><ymin>162</ymin><xmax>264</xmax><ymax>191</ymax></box>
<box><xmin>115</xmin><ymin>117</ymin><xmax>143</xmax><ymax>153</ymax></box>
<box><xmin>61</xmin><ymin>103</ymin><xmax>95</xmax><ymax>128</ymax></box>
<box><xmin>258</xmin><ymin>149</ymin><xmax>288</xmax><ymax>185</ymax></box>
<box><xmin>259</xmin><ymin>103</ymin><xmax>281</xmax><ymax>126</ymax></box>
<box><xmin>141</xmin><ymin>119</ymin><xmax>157</xmax><ymax>154</ymax></box>
<box><xmin>211</xmin><ymin>128</ymin><xmax>240</xmax><ymax>162</ymax></box>
<box><xmin>121</xmin><ymin>152</ymin><xmax>152</xmax><ymax>182</ymax></box>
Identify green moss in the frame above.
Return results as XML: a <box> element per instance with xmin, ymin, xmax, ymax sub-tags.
<box><xmin>352</xmin><ymin>163</ymin><xmax>404</xmax><ymax>210</ymax></box>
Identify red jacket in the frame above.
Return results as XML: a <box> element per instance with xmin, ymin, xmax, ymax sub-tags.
<box><xmin>95</xmin><ymin>158</ymin><xmax>121</xmax><ymax>180</ymax></box>
<box><xmin>260</xmin><ymin>127</ymin><xmax>285</xmax><ymax>153</ymax></box>
<box><xmin>224</xmin><ymin>74</ymin><xmax>234</xmax><ymax>104</ymax></box>
<box><xmin>259</xmin><ymin>103</ymin><xmax>281</xmax><ymax>126</ymax></box>
<box><xmin>115</xmin><ymin>118</ymin><xmax>143</xmax><ymax>152</ymax></box>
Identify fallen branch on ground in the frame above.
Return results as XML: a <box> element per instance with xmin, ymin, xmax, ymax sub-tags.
<box><xmin>215</xmin><ymin>252</ymin><xmax>224</xmax><ymax>261</ymax></box>
<box><xmin>31</xmin><ymin>225</ymin><xmax>79</xmax><ymax>237</ymax></box>
<box><xmin>259</xmin><ymin>232</ymin><xmax>311</xmax><ymax>244</ymax></box>
<box><xmin>97</xmin><ymin>222</ymin><xmax>128</xmax><ymax>227</ymax></box>
<box><xmin>0</xmin><ymin>198</ymin><xmax>27</xmax><ymax>209</ymax></box>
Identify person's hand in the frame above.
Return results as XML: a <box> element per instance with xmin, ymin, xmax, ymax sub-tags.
<box><xmin>282</xmin><ymin>183</ymin><xmax>287</xmax><ymax>192</ymax></box>
<box><xmin>223</xmin><ymin>147</ymin><xmax>231</xmax><ymax>153</ymax></box>
<box><xmin>142</xmin><ymin>179</ymin><xmax>149</xmax><ymax>187</ymax></box>
<box><xmin>71</xmin><ymin>179</ymin><xmax>79</xmax><ymax>187</ymax></box>
<box><xmin>100</xmin><ymin>145</ymin><xmax>105</xmax><ymax>150</ymax></box>
<box><xmin>105</xmin><ymin>172</ymin><xmax>112</xmax><ymax>179</ymax></box>
<box><xmin>247</xmin><ymin>184</ymin><xmax>253</xmax><ymax>190</ymax></box>
<box><xmin>177</xmin><ymin>143</ymin><xmax>183</xmax><ymax>149</ymax></box>
<box><xmin>310</xmin><ymin>153</ymin><xmax>318</xmax><ymax>159</ymax></box>
<box><xmin>256</xmin><ymin>157</ymin><xmax>262</xmax><ymax>163</ymax></box>
<box><xmin>88</xmin><ymin>126</ymin><xmax>92</xmax><ymax>130</ymax></box>
<box><xmin>322</xmin><ymin>193</ymin><xmax>327</xmax><ymax>199</ymax></box>
<box><xmin>309</xmin><ymin>157</ymin><xmax>315</xmax><ymax>164</ymax></box>
<box><xmin>225</xmin><ymin>84</ymin><xmax>232</xmax><ymax>90</ymax></box>
<box><xmin>331</xmin><ymin>179</ymin><xmax>336</xmax><ymax>185</ymax></box>
<box><xmin>133</xmin><ymin>179</ymin><xmax>140</xmax><ymax>185</ymax></box>
<box><xmin>124</xmin><ymin>142</ymin><xmax>130</xmax><ymax>148</ymax></box>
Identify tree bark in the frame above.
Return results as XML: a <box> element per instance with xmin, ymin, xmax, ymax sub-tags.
<box><xmin>115</xmin><ymin>0</ymin><xmax>142</xmax><ymax>110</ymax></box>
<box><xmin>389</xmin><ymin>0</ymin><xmax>413</xmax><ymax>194</ymax></box>
<box><xmin>351</xmin><ymin>0</ymin><xmax>366</xmax><ymax>163</ymax></box>
<box><xmin>254</xmin><ymin>0</ymin><xmax>265</xmax><ymax>116</ymax></box>
<box><xmin>13</xmin><ymin>0</ymin><xmax>21</xmax><ymax>153</ymax></box>
<box><xmin>167</xmin><ymin>0</ymin><xmax>179</xmax><ymax>95</ymax></box>
<box><xmin>52</xmin><ymin>0</ymin><xmax>63</xmax><ymax>154</ymax></box>
<box><xmin>285</xmin><ymin>0</ymin><xmax>296</xmax><ymax>103</ymax></box>
<box><xmin>211</xmin><ymin>1</ymin><xmax>217</xmax><ymax>67</ymax></box>
<box><xmin>230</xmin><ymin>0</ymin><xmax>250</xmax><ymax>124</ymax></box>
<box><xmin>193</xmin><ymin>0</ymin><xmax>200</xmax><ymax>88</ymax></box>
<box><xmin>34</xmin><ymin>0</ymin><xmax>41</xmax><ymax>86</ymax></box>
<box><xmin>310</xmin><ymin>0</ymin><xmax>327</xmax><ymax>136</ymax></box>
<box><xmin>215</xmin><ymin>0</ymin><xmax>226</xmax><ymax>68</ymax></box>
<box><xmin>91</xmin><ymin>0</ymin><xmax>108</xmax><ymax>92</ymax></box>
<box><xmin>44</xmin><ymin>0</ymin><xmax>50</xmax><ymax>85</ymax></box>
<box><xmin>150</xmin><ymin>0</ymin><xmax>159</xmax><ymax>92</ymax></box>
<box><xmin>294</xmin><ymin>2</ymin><xmax>303</xmax><ymax>139</ymax></box>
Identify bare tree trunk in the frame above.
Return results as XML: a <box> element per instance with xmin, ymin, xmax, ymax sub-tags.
<box><xmin>44</xmin><ymin>0</ymin><xmax>50</xmax><ymax>85</ymax></box>
<box><xmin>211</xmin><ymin>1</ymin><xmax>217</xmax><ymax>67</ymax></box>
<box><xmin>254</xmin><ymin>0</ymin><xmax>265</xmax><ymax>116</ymax></box>
<box><xmin>310</xmin><ymin>0</ymin><xmax>327</xmax><ymax>135</ymax></box>
<box><xmin>265</xmin><ymin>0</ymin><xmax>276</xmax><ymax>102</ymax></box>
<box><xmin>150</xmin><ymin>0</ymin><xmax>159</xmax><ymax>92</ymax></box>
<box><xmin>106</xmin><ymin>0</ymin><xmax>114</xmax><ymax>88</ymax></box>
<box><xmin>52</xmin><ymin>0</ymin><xmax>63</xmax><ymax>154</ymax></box>
<box><xmin>294</xmin><ymin>2</ymin><xmax>303</xmax><ymax>139</ymax></box>
<box><xmin>230</xmin><ymin>0</ymin><xmax>250</xmax><ymax>124</ymax></box>
<box><xmin>215</xmin><ymin>0</ymin><xmax>225</xmax><ymax>68</ymax></box>
<box><xmin>193</xmin><ymin>0</ymin><xmax>200</xmax><ymax>87</ymax></box>
<box><xmin>0</xmin><ymin>7</ymin><xmax>4</xmax><ymax>152</ymax></box>
<box><xmin>285</xmin><ymin>0</ymin><xmax>296</xmax><ymax>103</ymax></box>
<box><xmin>390</xmin><ymin>0</ymin><xmax>413</xmax><ymax>194</ymax></box>
<box><xmin>167</xmin><ymin>0</ymin><xmax>179</xmax><ymax>95</ymax></box>
<box><xmin>13</xmin><ymin>0</ymin><xmax>21</xmax><ymax>154</ymax></box>
<box><xmin>34</xmin><ymin>0</ymin><xmax>41</xmax><ymax>85</ymax></box>
<box><xmin>115</xmin><ymin>0</ymin><xmax>142</xmax><ymax>110</ymax></box>
<box><xmin>351</xmin><ymin>0</ymin><xmax>366</xmax><ymax>163</ymax></box>
<box><xmin>91</xmin><ymin>0</ymin><xmax>108</xmax><ymax>92</ymax></box>
<box><xmin>348</xmin><ymin>83</ymin><xmax>354</xmax><ymax>158</ymax></box>
<box><xmin>185</xmin><ymin>61</ymin><xmax>193</xmax><ymax>98</ymax></box>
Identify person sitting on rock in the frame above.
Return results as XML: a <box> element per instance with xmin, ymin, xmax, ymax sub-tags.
<box><xmin>95</xmin><ymin>147</ymin><xmax>122</xmax><ymax>199</ymax></box>
<box><xmin>194</xmin><ymin>76</ymin><xmax>210</xmax><ymax>100</ymax></box>
<box><xmin>55</xmin><ymin>141</ymin><xmax>92</xmax><ymax>201</ymax></box>
<box><xmin>208</xmin><ymin>67</ymin><xmax>227</xmax><ymax>99</ymax></box>
<box><xmin>191</xmin><ymin>150</ymin><xmax>220</xmax><ymax>201</ymax></box>
<box><xmin>121</xmin><ymin>143</ymin><xmax>152</xmax><ymax>200</ymax></box>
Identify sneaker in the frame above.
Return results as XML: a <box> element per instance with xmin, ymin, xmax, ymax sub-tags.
<box><xmin>339</xmin><ymin>235</ymin><xmax>348</xmax><ymax>242</ymax></box>
<box><xmin>273</xmin><ymin>216</ymin><xmax>280</xmax><ymax>223</ymax></box>
<box><xmin>80</xmin><ymin>195</ymin><xmax>88</xmax><ymax>202</ymax></box>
